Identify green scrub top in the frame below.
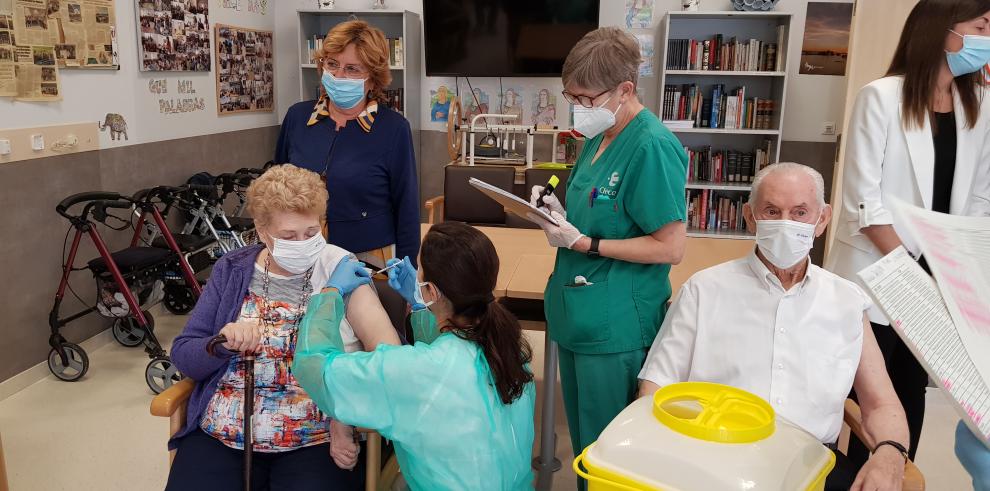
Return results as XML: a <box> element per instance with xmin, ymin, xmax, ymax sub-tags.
<box><xmin>544</xmin><ymin>108</ymin><xmax>687</xmax><ymax>355</ymax></box>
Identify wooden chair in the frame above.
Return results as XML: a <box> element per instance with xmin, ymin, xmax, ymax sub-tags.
<box><xmin>843</xmin><ymin>399</ymin><xmax>925</xmax><ymax>490</ymax></box>
<box><xmin>151</xmin><ymin>379</ymin><xmax>399</xmax><ymax>491</ymax></box>
<box><xmin>424</xmin><ymin>165</ymin><xmax>516</xmax><ymax>225</ymax></box>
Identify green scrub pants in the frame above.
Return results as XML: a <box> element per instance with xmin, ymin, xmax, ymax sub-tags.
<box><xmin>558</xmin><ymin>346</ymin><xmax>647</xmax><ymax>490</ymax></box>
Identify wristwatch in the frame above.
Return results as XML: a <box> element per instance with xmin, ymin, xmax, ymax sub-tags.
<box><xmin>873</xmin><ymin>440</ymin><xmax>909</xmax><ymax>462</ymax></box>
<box><xmin>587</xmin><ymin>237</ymin><xmax>601</xmax><ymax>258</ymax></box>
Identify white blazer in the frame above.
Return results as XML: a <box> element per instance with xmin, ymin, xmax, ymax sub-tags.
<box><xmin>826</xmin><ymin>76</ymin><xmax>990</xmax><ymax>323</ymax></box>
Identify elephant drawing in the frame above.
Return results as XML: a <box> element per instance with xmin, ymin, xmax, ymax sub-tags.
<box><xmin>99</xmin><ymin>113</ymin><xmax>128</xmax><ymax>141</ymax></box>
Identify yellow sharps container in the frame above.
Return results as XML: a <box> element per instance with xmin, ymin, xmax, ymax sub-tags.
<box><xmin>574</xmin><ymin>382</ymin><xmax>835</xmax><ymax>490</ymax></box>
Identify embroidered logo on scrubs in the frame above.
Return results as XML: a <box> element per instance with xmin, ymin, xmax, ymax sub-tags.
<box><xmin>598</xmin><ymin>172</ymin><xmax>621</xmax><ymax>198</ymax></box>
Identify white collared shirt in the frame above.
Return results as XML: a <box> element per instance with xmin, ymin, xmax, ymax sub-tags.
<box><xmin>639</xmin><ymin>251</ymin><xmax>872</xmax><ymax>443</ymax></box>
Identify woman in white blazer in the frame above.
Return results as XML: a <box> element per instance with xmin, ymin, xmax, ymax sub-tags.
<box><xmin>826</xmin><ymin>0</ymin><xmax>990</xmax><ymax>469</ymax></box>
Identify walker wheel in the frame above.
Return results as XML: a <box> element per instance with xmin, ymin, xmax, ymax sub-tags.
<box><xmin>163</xmin><ymin>284</ymin><xmax>195</xmax><ymax>315</ymax></box>
<box><xmin>112</xmin><ymin>314</ymin><xmax>152</xmax><ymax>347</ymax></box>
<box><xmin>47</xmin><ymin>343</ymin><xmax>89</xmax><ymax>382</ymax></box>
<box><xmin>146</xmin><ymin>357</ymin><xmax>181</xmax><ymax>394</ymax></box>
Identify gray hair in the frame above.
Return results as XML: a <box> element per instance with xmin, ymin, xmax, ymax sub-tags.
<box><xmin>749</xmin><ymin>162</ymin><xmax>826</xmax><ymax>208</ymax></box>
<box><xmin>561</xmin><ymin>27</ymin><xmax>641</xmax><ymax>92</ymax></box>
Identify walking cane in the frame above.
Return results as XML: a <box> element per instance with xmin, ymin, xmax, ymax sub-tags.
<box><xmin>207</xmin><ymin>334</ymin><xmax>253</xmax><ymax>491</ymax></box>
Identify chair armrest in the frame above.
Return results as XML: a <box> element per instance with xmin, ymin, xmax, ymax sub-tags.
<box><xmin>151</xmin><ymin>378</ymin><xmax>195</xmax><ymax>417</ymax></box>
<box><xmin>424</xmin><ymin>195</ymin><xmax>444</xmax><ymax>225</ymax></box>
<box><xmin>843</xmin><ymin>398</ymin><xmax>873</xmax><ymax>448</ymax></box>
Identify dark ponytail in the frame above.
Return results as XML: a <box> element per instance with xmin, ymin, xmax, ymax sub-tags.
<box><xmin>420</xmin><ymin>222</ymin><xmax>534</xmax><ymax>405</ymax></box>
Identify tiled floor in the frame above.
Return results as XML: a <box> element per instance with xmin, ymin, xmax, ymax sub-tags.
<box><xmin>0</xmin><ymin>308</ymin><xmax>974</xmax><ymax>490</ymax></box>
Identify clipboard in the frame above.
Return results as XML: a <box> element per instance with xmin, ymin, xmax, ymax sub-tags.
<box><xmin>468</xmin><ymin>178</ymin><xmax>559</xmax><ymax>226</ymax></box>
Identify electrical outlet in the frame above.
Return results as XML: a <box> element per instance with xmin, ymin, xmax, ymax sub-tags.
<box><xmin>822</xmin><ymin>122</ymin><xmax>836</xmax><ymax>136</ymax></box>
<box><xmin>31</xmin><ymin>134</ymin><xmax>44</xmax><ymax>151</ymax></box>
<box><xmin>0</xmin><ymin>139</ymin><xmax>10</xmax><ymax>156</ymax></box>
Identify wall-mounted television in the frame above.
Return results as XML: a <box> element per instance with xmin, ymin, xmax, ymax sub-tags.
<box><xmin>424</xmin><ymin>0</ymin><xmax>601</xmax><ymax>77</ymax></box>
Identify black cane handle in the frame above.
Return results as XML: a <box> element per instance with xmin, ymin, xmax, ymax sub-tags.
<box><xmin>206</xmin><ymin>334</ymin><xmax>229</xmax><ymax>356</ymax></box>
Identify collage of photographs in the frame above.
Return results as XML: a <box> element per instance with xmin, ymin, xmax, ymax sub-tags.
<box><xmin>138</xmin><ymin>0</ymin><xmax>210</xmax><ymax>71</ymax></box>
<box><xmin>215</xmin><ymin>24</ymin><xmax>273</xmax><ymax>113</ymax></box>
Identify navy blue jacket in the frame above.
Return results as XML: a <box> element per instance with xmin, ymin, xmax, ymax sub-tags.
<box><xmin>275</xmin><ymin>100</ymin><xmax>420</xmax><ymax>263</ymax></box>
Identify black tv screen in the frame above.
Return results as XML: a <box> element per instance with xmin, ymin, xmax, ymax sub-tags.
<box><xmin>424</xmin><ymin>0</ymin><xmax>600</xmax><ymax>77</ymax></box>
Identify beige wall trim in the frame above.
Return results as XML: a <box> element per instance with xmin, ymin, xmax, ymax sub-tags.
<box><xmin>0</xmin><ymin>327</ymin><xmax>112</xmax><ymax>403</ymax></box>
<box><xmin>0</xmin><ymin>122</ymin><xmax>101</xmax><ymax>165</ymax></box>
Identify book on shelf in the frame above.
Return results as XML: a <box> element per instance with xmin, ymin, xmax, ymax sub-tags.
<box><xmin>383</xmin><ymin>87</ymin><xmax>404</xmax><ymax>111</ymax></box>
<box><xmin>686</xmin><ymin>189</ymin><xmax>748</xmax><ymax>233</ymax></box>
<box><xmin>307</xmin><ymin>35</ymin><xmax>326</xmax><ymax>64</ymax></box>
<box><xmin>684</xmin><ymin>139</ymin><xmax>774</xmax><ymax>184</ymax></box>
<box><xmin>667</xmin><ymin>36</ymin><xmax>780</xmax><ymax>72</ymax></box>
<box><xmin>662</xmin><ymin>83</ymin><xmax>775</xmax><ymax>130</ymax></box>
<box><xmin>387</xmin><ymin>37</ymin><xmax>404</xmax><ymax>67</ymax></box>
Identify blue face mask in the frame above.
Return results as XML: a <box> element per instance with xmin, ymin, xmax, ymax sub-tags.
<box><xmin>321</xmin><ymin>71</ymin><xmax>367</xmax><ymax>110</ymax></box>
<box><xmin>946</xmin><ymin>30</ymin><xmax>990</xmax><ymax>77</ymax></box>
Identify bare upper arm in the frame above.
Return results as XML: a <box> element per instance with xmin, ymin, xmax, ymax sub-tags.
<box><xmin>346</xmin><ymin>284</ymin><xmax>401</xmax><ymax>350</ymax></box>
<box><xmin>650</xmin><ymin>220</ymin><xmax>686</xmax><ymax>264</ymax></box>
<box><xmin>852</xmin><ymin>315</ymin><xmax>900</xmax><ymax>412</ymax></box>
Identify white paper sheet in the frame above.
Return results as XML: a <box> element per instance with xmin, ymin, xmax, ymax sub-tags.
<box><xmin>858</xmin><ymin>247</ymin><xmax>990</xmax><ymax>445</ymax></box>
<box><xmin>891</xmin><ymin>200</ymin><xmax>990</xmax><ymax>385</ymax></box>
<box><xmin>469</xmin><ymin>177</ymin><xmax>558</xmax><ymax>226</ymax></box>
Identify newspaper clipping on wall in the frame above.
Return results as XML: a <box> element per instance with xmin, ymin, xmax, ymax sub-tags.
<box><xmin>0</xmin><ymin>1</ymin><xmax>16</xmax><ymax>96</ymax></box>
<box><xmin>15</xmin><ymin>43</ymin><xmax>61</xmax><ymax>100</ymax></box>
<box><xmin>215</xmin><ymin>24</ymin><xmax>273</xmax><ymax>114</ymax></box>
<box><xmin>8</xmin><ymin>0</ymin><xmax>117</xmax><ymax>69</ymax></box>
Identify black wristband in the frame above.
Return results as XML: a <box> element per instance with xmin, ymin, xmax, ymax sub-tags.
<box><xmin>873</xmin><ymin>440</ymin><xmax>909</xmax><ymax>461</ymax></box>
<box><xmin>587</xmin><ymin>237</ymin><xmax>601</xmax><ymax>257</ymax></box>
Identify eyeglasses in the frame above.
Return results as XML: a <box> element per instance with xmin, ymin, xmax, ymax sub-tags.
<box><xmin>561</xmin><ymin>88</ymin><xmax>612</xmax><ymax>108</ymax></box>
<box><xmin>321</xmin><ymin>58</ymin><xmax>368</xmax><ymax>78</ymax></box>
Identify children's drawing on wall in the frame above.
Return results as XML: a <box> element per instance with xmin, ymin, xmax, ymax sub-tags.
<box><xmin>625</xmin><ymin>0</ymin><xmax>654</xmax><ymax>28</ymax></box>
<box><xmin>464</xmin><ymin>87</ymin><xmax>490</xmax><ymax>124</ymax></box>
<box><xmin>220</xmin><ymin>0</ymin><xmax>267</xmax><ymax>14</ymax></box>
<box><xmin>99</xmin><ymin>113</ymin><xmax>128</xmax><ymax>141</ymax></box>
<box><xmin>531</xmin><ymin>88</ymin><xmax>557</xmax><ymax>127</ymax></box>
<box><xmin>636</xmin><ymin>34</ymin><xmax>654</xmax><ymax>77</ymax></box>
<box><xmin>499</xmin><ymin>88</ymin><xmax>524</xmax><ymax>124</ymax></box>
<box><xmin>799</xmin><ymin>2</ymin><xmax>853</xmax><ymax>76</ymax></box>
<box><xmin>430</xmin><ymin>84</ymin><xmax>452</xmax><ymax>123</ymax></box>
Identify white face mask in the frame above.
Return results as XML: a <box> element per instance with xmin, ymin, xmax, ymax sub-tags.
<box><xmin>573</xmin><ymin>93</ymin><xmax>622</xmax><ymax>138</ymax></box>
<box><xmin>755</xmin><ymin>218</ymin><xmax>818</xmax><ymax>269</ymax></box>
<box><xmin>269</xmin><ymin>233</ymin><xmax>326</xmax><ymax>274</ymax></box>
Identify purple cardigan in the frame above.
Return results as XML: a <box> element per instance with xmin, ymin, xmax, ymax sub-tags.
<box><xmin>168</xmin><ymin>244</ymin><xmax>264</xmax><ymax>450</ymax></box>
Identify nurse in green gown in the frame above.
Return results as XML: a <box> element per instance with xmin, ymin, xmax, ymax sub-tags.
<box><xmin>529</xmin><ymin>27</ymin><xmax>688</xmax><ymax>474</ymax></box>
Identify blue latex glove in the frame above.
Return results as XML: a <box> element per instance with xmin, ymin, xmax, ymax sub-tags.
<box><xmin>386</xmin><ymin>256</ymin><xmax>425</xmax><ymax>309</ymax></box>
<box><xmin>956</xmin><ymin>421</ymin><xmax>990</xmax><ymax>491</ymax></box>
<box><xmin>327</xmin><ymin>257</ymin><xmax>371</xmax><ymax>295</ymax></box>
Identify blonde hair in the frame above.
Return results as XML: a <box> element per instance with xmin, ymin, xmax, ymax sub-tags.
<box><xmin>561</xmin><ymin>27</ymin><xmax>641</xmax><ymax>92</ymax></box>
<box><xmin>246</xmin><ymin>164</ymin><xmax>328</xmax><ymax>228</ymax></box>
<box><xmin>320</xmin><ymin>20</ymin><xmax>392</xmax><ymax>102</ymax></box>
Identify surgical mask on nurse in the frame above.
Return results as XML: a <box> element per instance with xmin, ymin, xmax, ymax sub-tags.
<box><xmin>571</xmin><ymin>92</ymin><xmax>623</xmax><ymax>138</ymax></box>
<box><xmin>946</xmin><ymin>29</ymin><xmax>990</xmax><ymax>76</ymax></box>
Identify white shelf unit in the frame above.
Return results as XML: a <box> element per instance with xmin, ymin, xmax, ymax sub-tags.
<box><xmin>659</xmin><ymin>11</ymin><xmax>792</xmax><ymax>240</ymax></box>
<box><xmin>296</xmin><ymin>9</ymin><xmax>420</xmax><ymax>128</ymax></box>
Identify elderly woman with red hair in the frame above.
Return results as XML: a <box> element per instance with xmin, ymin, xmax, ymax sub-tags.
<box><xmin>165</xmin><ymin>164</ymin><xmax>399</xmax><ymax>490</ymax></box>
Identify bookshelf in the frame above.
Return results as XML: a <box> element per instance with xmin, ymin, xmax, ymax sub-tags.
<box><xmin>296</xmin><ymin>9</ymin><xmax>420</xmax><ymax>128</ymax></box>
<box><xmin>659</xmin><ymin>11</ymin><xmax>792</xmax><ymax>239</ymax></box>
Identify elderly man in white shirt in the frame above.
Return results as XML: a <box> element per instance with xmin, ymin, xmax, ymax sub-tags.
<box><xmin>638</xmin><ymin>163</ymin><xmax>909</xmax><ymax>491</ymax></box>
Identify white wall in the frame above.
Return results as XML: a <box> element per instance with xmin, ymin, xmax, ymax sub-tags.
<box><xmin>274</xmin><ymin>0</ymin><xmax>851</xmax><ymax>143</ymax></box>
<box><xmin>0</xmin><ymin>0</ymin><xmax>277</xmax><ymax>148</ymax></box>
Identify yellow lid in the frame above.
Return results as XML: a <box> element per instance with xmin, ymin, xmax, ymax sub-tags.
<box><xmin>548</xmin><ymin>175</ymin><xmax>560</xmax><ymax>188</ymax></box>
<box><xmin>652</xmin><ymin>382</ymin><xmax>775</xmax><ymax>444</ymax></box>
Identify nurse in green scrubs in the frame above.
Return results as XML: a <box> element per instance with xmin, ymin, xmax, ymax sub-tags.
<box><xmin>530</xmin><ymin>27</ymin><xmax>687</xmax><ymax>476</ymax></box>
